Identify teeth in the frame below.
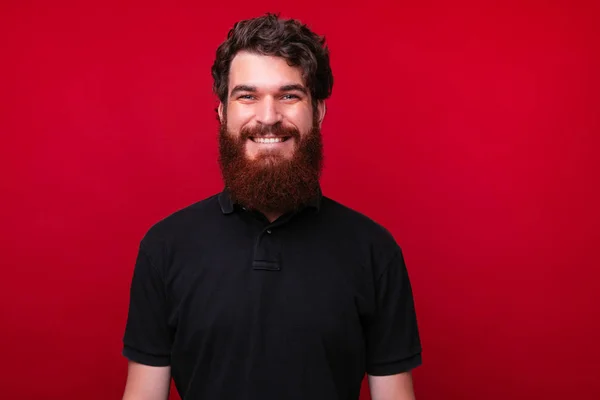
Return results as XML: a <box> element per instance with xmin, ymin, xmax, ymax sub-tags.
<box><xmin>253</xmin><ymin>137</ymin><xmax>285</xmax><ymax>144</ymax></box>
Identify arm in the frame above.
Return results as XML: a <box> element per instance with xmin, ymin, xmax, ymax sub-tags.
<box><xmin>122</xmin><ymin>361</ymin><xmax>171</xmax><ymax>400</ymax></box>
<box><xmin>122</xmin><ymin>240</ymin><xmax>173</xmax><ymax>399</ymax></box>
<box><xmin>365</xmin><ymin>244</ymin><xmax>422</xmax><ymax>398</ymax></box>
<box><xmin>368</xmin><ymin>371</ymin><xmax>416</xmax><ymax>400</ymax></box>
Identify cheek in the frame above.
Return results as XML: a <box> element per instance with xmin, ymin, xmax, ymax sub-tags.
<box><xmin>225</xmin><ymin>104</ymin><xmax>254</xmax><ymax>131</ymax></box>
<box><xmin>286</xmin><ymin>107</ymin><xmax>314</xmax><ymax>131</ymax></box>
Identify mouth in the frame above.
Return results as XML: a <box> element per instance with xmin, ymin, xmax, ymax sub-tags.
<box><xmin>249</xmin><ymin>136</ymin><xmax>291</xmax><ymax>144</ymax></box>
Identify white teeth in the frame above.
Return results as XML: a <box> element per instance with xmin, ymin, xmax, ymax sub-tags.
<box><xmin>253</xmin><ymin>137</ymin><xmax>285</xmax><ymax>144</ymax></box>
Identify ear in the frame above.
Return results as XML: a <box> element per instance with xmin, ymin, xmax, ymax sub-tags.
<box><xmin>316</xmin><ymin>101</ymin><xmax>327</xmax><ymax>127</ymax></box>
<box><xmin>218</xmin><ymin>102</ymin><xmax>225</xmax><ymax>124</ymax></box>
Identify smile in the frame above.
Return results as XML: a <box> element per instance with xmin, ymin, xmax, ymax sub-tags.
<box><xmin>250</xmin><ymin>137</ymin><xmax>290</xmax><ymax>144</ymax></box>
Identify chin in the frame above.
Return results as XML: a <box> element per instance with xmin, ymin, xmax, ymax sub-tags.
<box><xmin>249</xmin><ymin>153</ymin><xmax>292</xmax><ymax>164</ymax></box>
<box><xmin>246</xmin><ymin>148</ymin><xmax>294</xmax><ymax>162</ymax></box>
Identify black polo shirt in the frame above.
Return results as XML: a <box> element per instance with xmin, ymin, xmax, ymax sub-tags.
<box><xmin>122</xmin><ymin>189</ymin><xmax>422</xmax><ymax>400</ymax></box>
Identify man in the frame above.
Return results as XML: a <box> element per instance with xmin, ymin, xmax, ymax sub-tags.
<box><xmin>122</xmin><ymin>13</ymin><xmax>422</xmax><ymax>400</ymax></box>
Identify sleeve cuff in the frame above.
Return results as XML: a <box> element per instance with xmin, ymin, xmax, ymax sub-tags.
<box><xmin>122</xmin><ymin>344</ymin><xmax>171</xmax><ymax>367</ymax></box>
<box><xmin>367</xmin><ymin>352</ymin><xmax>422</xmax><ymax>376</ymax></box>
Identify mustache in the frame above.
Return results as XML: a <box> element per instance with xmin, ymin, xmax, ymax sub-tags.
<box><xmin>239</xmin><ymin>123</ymin><xmax>301</xmax><ymax>140</ymax></box>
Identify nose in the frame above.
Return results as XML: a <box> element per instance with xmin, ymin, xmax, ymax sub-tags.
<box><xmin>255</xmin><ymin>97</ymin><xmax>282</xmax><ymax>126</ymax></box>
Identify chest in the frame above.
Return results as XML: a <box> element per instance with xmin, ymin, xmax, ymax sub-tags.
<box><xmin>165</xmin><ymin>238</ymin><xmax>373</xmax><ymax>354</ymax></box>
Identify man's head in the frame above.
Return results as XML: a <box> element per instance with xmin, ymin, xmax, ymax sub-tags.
<box><xmin>211</xmin><ymin>13</ymin><xmax>333</xmax><ymax>213</ymax></box>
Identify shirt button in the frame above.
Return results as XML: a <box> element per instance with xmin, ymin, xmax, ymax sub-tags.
<box><xmin>266</xmin><ymin>229</ymin><xmax>272</xmax><ymax>234</ymax></box>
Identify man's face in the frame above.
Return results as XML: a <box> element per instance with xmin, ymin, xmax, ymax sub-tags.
<box><xmin>219</xmin><ymin>51</ymin><xmax>324</xmax><ymax>161</ymax></box>
<box><xmin>217</xmin><ymin>51</ymin><xmax>326</xmax><ymax>213</ymax></box>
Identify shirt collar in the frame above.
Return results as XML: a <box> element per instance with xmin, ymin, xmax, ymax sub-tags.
<box><xmin>218</xmin><ymin>187</ymin><xmax>322</xmax><ymax>215</ymax></box>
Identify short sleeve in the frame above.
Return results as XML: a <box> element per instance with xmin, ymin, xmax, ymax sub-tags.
<box><xmin>122</xmin><ymin>242</ymin><xmax>172</xmax><ymax>366</ymax></box>
<box><xmin>365</xmin><ymin>247</ymin><xmax>422</xmax><ymax>376</ymax></box>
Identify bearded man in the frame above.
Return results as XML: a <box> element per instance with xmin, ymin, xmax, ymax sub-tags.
<box><xmin>122</xmin><ymin>13</ymin><xmax>422</xmax><ymax>400</ymax></box>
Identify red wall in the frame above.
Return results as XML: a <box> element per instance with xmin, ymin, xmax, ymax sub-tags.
<box><xmin>1</xmin><ymin>1</ymin><xmax>599</xmax><ymax>399</ymax></box>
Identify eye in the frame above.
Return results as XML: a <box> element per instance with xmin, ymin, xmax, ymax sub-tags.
<box><xmin>281</xmin><ymin>94</ymin><xmax>300</xmax><ymax>100</ymax></box>
<box><xmin>238</xmin><ymin>94</ymin><xmax>255</xmax><ymax>100</ymax></box>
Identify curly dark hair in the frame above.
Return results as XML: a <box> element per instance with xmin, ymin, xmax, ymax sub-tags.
<box><xmin>211</xmin><ymin>13</ymin><xmax>334</xmax><ymax>111</ymax></box>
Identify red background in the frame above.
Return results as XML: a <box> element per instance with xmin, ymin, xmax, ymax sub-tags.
<box><xmin>1</xmin><ymin>1</ymin><xmax>599</xmax><ymax>399</ymax></box>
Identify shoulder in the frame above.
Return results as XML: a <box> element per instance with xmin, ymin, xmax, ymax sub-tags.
<box><xmin>319</xmin><ymin>196</ymin><xmax>402</xmax><ymax>261</ymax></box>
<box><xmin>138</xmin><ymin>193</ymin><xmax>222</xmax><ymax>253</ymax></box>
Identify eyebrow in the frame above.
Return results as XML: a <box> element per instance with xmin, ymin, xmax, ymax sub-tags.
<box><xmin>279</xmin><ymin>84</ymin><xmax>308</xmax><ymax>94</ymax></box>
<box><xmin>229</xmin><ymin>84</ymin><xmax>308</xmax><ymax>97</ymax></box>
<box><xmin>230</xmin><ymin>85</ymin><xmax>256</xmax><ymax>97</ymax></box>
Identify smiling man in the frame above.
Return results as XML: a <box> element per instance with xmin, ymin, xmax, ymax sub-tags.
<box><xmin>122</xmin><ymin>13</ymin><xmax>422</xmax><ymax>400</ymax></box>
<box><xmin>217</xmin><ymin>50</ymin><xmax>325</xmax><ymax>222</ymax></box>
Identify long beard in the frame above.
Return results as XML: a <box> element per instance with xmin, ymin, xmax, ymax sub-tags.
<box><xmin>218</xmin><ymin>119</ymin><xmax>323</xmax><ymax>213</ymax></box>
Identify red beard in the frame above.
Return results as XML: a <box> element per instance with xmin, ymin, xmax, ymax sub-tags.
<box><xmin>218</xmin><ymin>119</ymin><xmax>323</xmax><ymax>213</ymax></box>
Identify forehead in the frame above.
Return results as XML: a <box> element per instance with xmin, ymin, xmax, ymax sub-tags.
<box><xmin>228</xmin><ymin>51</ymin><xmax>304</xmax><ymax>90</ymax></box>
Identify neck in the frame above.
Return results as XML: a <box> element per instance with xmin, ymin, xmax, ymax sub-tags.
<box><xmin>262</xmin><ymin>210</ymin><xmax>284</xmax><ymax>223</ymax></box>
